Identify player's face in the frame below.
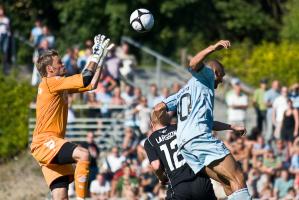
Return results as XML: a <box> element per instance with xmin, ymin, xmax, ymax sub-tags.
<box><xmin>51</xmin><ymin>56</ymin><xmax>66</xmax><ymax>76</ymax></box>
<box><xmin>214</xmin><ymin>69</ymin><xmax>225</xmax><ymax>89</ymax></box>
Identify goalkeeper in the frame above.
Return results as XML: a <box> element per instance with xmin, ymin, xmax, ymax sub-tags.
<box><xmin>30</xmin><ymin>34</ymin><xmax>113</xmax><ymax>200</ymax></box>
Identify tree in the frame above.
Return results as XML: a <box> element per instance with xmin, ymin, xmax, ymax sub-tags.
<box><xmin>280</xmin><ymin>0</ymin><xmax>299</xmax><ymax>42</ymax></box>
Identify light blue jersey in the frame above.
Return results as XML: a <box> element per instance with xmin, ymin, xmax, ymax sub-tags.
<box><xmin>163</xmin><ymin>66</ymin><xmax>215</xmax><ymax>149</ymax></box>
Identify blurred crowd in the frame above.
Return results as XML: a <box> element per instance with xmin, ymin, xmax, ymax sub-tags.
<box><xmin>27</xmin><ymin>19</ymin><xmax>299</xmax><ymax>200</ymax></box>
<box><xmin>222</xmin><ymin>79</ymin><xmax>299</xmax><ymax>200</ymax></box>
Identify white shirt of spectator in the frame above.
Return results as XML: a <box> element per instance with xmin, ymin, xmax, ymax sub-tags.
<box><xmin>90</xmin><ymin>180</ymin><xmax>111</xmax><ymax>195</ymax></box>
<box><xmin>273</xmin><ymin>95</ymin><xmax>288</xmax><ymax>122</ymax></box>
<box><xmin>0</xmin><ymin>17</ymin><xmax>9</xmax><ymax>35</ymax></box>
<box><xmin>136</xmin><ymin>104</ymin><xmax>151</xmax><ymax>134</ymax></box>
<box><xmin>226</xmin><ymin>91</ymin><xmax>248</xmax><ymax>122</ymax></box>
<box><xmin>103</xmin><ymin>154</ymin><xmax>125</xmax><ymax>173</ymax></box>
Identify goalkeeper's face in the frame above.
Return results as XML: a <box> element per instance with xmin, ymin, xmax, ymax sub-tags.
<box><xmin>50</xmin><ymin>56</ymin><xmax>67</xmax><ymax>76</ymax></box>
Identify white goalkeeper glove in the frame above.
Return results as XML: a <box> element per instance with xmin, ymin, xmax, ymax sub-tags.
<box><xmin>89</xmin><ymin>34</ymin><xmax>112</xmax><ymax>64</ymax></box>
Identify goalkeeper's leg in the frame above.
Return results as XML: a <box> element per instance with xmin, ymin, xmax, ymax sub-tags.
<box><xmin>72</xmin><ymin>146</ymin><xmax>90</xmax><ymax>200</ymax></box>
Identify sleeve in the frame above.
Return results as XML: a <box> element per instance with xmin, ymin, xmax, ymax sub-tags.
<box><xmin>47</xmin><ymin>74</ymin><xmax>85</xmax><ymax>93</ymax></box>
<box><xmin>144</xmin><ymin>139</ymin><xmax>159</xmax><ymax>162</ymax></box>
<box><xmin>274</xmin><ymin>179</ymin><xmax>279</xmax><ymax>190</ymax></box>
<box><xmin>243</xmin><ymin>95</ymin><xmax>249</xmax><ymax>106</ymax></box>
<box><xmin>187</xmin><ymin>65</ymin><xmax>215</xmax><ymax>82</ymax></box>
<box><xmin>162</xmin><ymin>93</ymin><xmax>178</xmax><ymax>112</ymax></box>
<box><xmin>264</xmin><ymin>91</ymin><xmax>270</xmax><ymax>103</ymax></box>
<box><xmin>290</xmin><ymin>156</ymin><xmax>296</xmax><ymax>169</ymax></box>
<box><xmin>68</xmin><ymin>85</ymin><xmax>93</xmax><ymax>94</ymax></box>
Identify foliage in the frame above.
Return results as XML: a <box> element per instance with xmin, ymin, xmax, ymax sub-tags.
<box><xmin>280</xmin><ymin>0</ymin><xmax>299</xmax><ymax>42</ymax></box>
<box><xmin>4</xmin><ymin>0</ymin><xmax>287</xmax><ymax>55</ymax></box>
<box><xmin>220</xmin><ymin>41</ymin><xmax>299</xmax><ymax>87</ymax></box>
<box><xmin>0</xmin><ymin>73</ymin><xmax>36</xmax><ymax>159</ymax></box>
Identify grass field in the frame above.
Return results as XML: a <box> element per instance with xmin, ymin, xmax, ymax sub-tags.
<box><xmin>0</xmin><ymin>151</ymin><xmax>48</xmax><ymax>200</ymax></box>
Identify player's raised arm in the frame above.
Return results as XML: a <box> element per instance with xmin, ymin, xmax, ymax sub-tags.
<box><xmin>213</xmin><ymin>120</ymin><xmax>247</xmax><ymax>136</ymax></box>
<box><xmin>189</xmin><ymin>40</ymin><xmax>230</xmax><ymax>72</ymax></box>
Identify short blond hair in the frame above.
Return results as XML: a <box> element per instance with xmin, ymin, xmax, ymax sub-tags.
<box><xmin>151</xmin><ymin>103</ymin><xmax>170</xmax><ymax>126</ymax></box>
<box><xmin>36</xmin><ymin>50</ymin><xmax>59</xmax><ymax>77</ymax></box>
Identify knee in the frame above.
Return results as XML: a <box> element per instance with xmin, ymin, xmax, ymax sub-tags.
<box><xmin>76</xmin><ymin>147</ymin><xmax>90</xmax><ymax>162</ymax></box>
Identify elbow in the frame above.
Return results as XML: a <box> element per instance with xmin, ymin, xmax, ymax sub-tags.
<box><xmin>189</xmin><ymin>59</ymin><xmax>197</xmax><ymax>70</ymax></box>
<box><xmin>151</xmin><ymin>160</ymin><xmax>160</xmax><ymax>171</ymax></box>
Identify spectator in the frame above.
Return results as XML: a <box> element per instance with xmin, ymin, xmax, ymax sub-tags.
<box><xmin>260</xmin><ymin>148</ymin><xmax>282</xmax><ymax>175</ymax></box>
<box><xmin>273</xmin><ymin>86</ymin><xmax>289</xmax><ymax>139</ymax></box>
<box><xmin>140</xmin><ymin>164</ymin><xmax>159</xmax><ymax>198</ymax></box>
<box><xmin>105</xmin><ymin>47</ymin><xmax>122</xmax><ymax>85</ymax></box>
<box><xmin>122</xmin><ymin>127</ymin><xmax>138</xmax><ymax>159</ymax></box>
<box><xmin>102</xmin><ymin>147</ymin><xmax>126</xmax><ymax>175</ymax></box>
<box><xmin>246</xmin><ymin>168</ymin><xmax>260</xmax><ymax>198</ymax></box>
<box><xmin>133</xmin><ymin>87</ymin><xmax>142</xmax><ymax>106</ymax></box>
<box><xmin>282</xmin><ymin>187</ymin><xmax>297</xmax><ymax>200</ymax></box>
<box><xmin>115</xmin><ymin>164</ymin><xmax>138</xmax><ymax>198</ymax></box>
<box><xmin>290</xmin><ymin>83</ymin><xmax>299</xmax><ymax>110</ymax></box>
<box><xmin>281</xmin><ymin>99</ymin><xmax>299</xmax><ymax>142</ymax></box>
<box><xmin>30</xmin><ymin>19</ymin><xmax>42</xmax><ymax>47</ymax></box>
<box><xmin>133</xmin><ymin>96</ymin><xmax>151</xmax><ymax>135</ymax></box>
<box><xmin>253</xmin><ymin>79</ymin><xmax>267</xmax><ymax>132</ymax></box>
<box><xmin>256</xmin><ymin>174</ymin><xmax>273</xmax><ymax>196</ymax></box>
<box><xmin>272</xmin><ymin>139</ymin><xmax>290</xmax><ymax>168</ymax></box>
<box><xmin>147</xmin><ymin>83</ymin><xmax>163</xmax><ymax>108</ymax></box>
<box><xmin>31</xmin><ymin>39</ymin><xmax>49</xmax><ymax>86</ymax></box>
<box><xmin>95</xmin><ymin>70</ymin><xmax>117</xmax><ymax>95</ymax></box>
<box><xmin>161</xmin><ymin>87</ymin><xmax>170</xmax><ymax>100</ymax></box>
<box><xmin>0</xmin><ymin>5</ymin><xmax>10</xmax><ymax>74</ymax></box>
<box><xmin>274</xmin><ymin>169</ymin><xmax>294</xmax><ymax>199</ymax></box>
<box><xmin>252</xmin><ymin>135</ymin><xmax>270</xmax><ymax>166</ymax></box>
<box><xmin>290</xmin><ymin>138</ymin><xmax>299</xmax><ymax>189</ymax></box>
<box><xmin>171</xmin><ymin>82</ymin><xmax>181</xmax><ymax>94</ymax></box>
<box><xmin>62</xmin><ymin>48</ymin><xmax>80</xmax><ymax>76</ymax></box>
<box><xmin>225</xmin><ymin>78</ymin><xmax>248</xmax><ymax>141</ymax></box>
<box><xmin>77</xmin><ymin>40</ymin><xmax>92</xmax><ymax>71</ymax></box>
<box><xmin>117</xmin><ymin>42</ymin><xmax>137</xmax><ymax>82</ymax></box>
<box><xmin>81</xmin><ymin>132</ymin><xmax>100</xmax><ymax>187</ymax></box>
<box><xmin>230</xmin><ymin>137</ymin><xmax>250</xmax><ymax>172</ymax></box>
<box><xmin>264</xmin><ymin>80</ymin><xmax>281</xmax><ymax>142</ymax></box>
<box><xmin>121</xmin><ymin>84</ymin><xmax>135</xmax><ymax>106</ymax></box>
<box><xmin>90</xmin><ymin>173</ymin><xmax>111</xmax><ymax>200</ymax></box>
<box><xmin>111</xmin><ymin>87</ymin><xmax>126</xmax><ymax>105</ymax></box>
<box><xmin>86</xmin><ymin>92</ymin><xmax>100</xmax><ymax>118</ymax></box>
<box><xmin>36</xmin><ymin>25</ymin><xmax>55</xmax><ymax>49</ymax></box>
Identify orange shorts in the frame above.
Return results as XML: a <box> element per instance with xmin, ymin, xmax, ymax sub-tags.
<box><xmin>31</xmin><ymin>136</ymin><xmax>75</xmax><ymax>186</ymax></box>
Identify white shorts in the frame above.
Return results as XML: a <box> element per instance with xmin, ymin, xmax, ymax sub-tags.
<box><xmin>180</xmin><ymin>133</ymin><xmax>230</xmax><ymax>174</ymax></box>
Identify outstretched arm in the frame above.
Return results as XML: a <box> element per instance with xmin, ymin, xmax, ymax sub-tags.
<box><xmin>189</xmin><ymin>40</ymin><xmax>230</xmax><ymax>71</ymax></box>
<box><xmin>82</xmin><ymin>34</ymin><xmax>114</xmax><ymax>87</ymax></box>
<box><xmin>213</xmin><ymin>121</ymin><xmax>247</xmax><ymax>136</ymax></box>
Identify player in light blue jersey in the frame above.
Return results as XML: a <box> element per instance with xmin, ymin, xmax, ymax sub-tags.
<box><xmin>154</xmin><ymin>40</ymin><xmax>251</xmax><ymax>200</ymax></box>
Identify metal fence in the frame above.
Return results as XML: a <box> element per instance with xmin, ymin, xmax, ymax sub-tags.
<box><xmin>29</xmin><ymin>104</ymin><xmax>128</xmax><ymax>151</ymax></box>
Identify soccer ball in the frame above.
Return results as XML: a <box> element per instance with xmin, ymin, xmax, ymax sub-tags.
<box><xmin>130</xmin><ymin>8</ymin><xmax>154</xmax><ymax>33</ymax></box>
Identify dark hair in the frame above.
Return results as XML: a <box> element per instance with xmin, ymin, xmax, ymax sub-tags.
<box><xmin>36</xmin><ymin>50</ymin><xmax>59</xmax><ymax>77</ymax></box>
<box><xmin>205</xmin><ymin>59</ymin><xmax>224</xmax><ymax>70</ymax></box>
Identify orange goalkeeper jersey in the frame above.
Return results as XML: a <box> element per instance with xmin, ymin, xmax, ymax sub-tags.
<box><xmin>30</xmin><ymin>74</ymin><xmax>91</xmax><ymax>151</ymax></box>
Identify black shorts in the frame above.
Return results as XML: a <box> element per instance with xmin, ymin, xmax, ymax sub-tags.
<box><xmin>166</xmin><ymin>174</ymin><xmax>216</xmax><ymax>200</ymax></box>
<box><xmin>49</xmin><ymin>142</ymin><xmax>77</xmax><ymax>190</ymax></box>
<box><xmin>51</xmin><ymin>142</ymin><xmax>77</xmax><ymax>164</ymax></box>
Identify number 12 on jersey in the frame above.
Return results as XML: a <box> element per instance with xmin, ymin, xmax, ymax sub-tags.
<box><xmin>160</xmin><ymin>139</ymin><xmax>185</xmax><ymax>171</ymax></box>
